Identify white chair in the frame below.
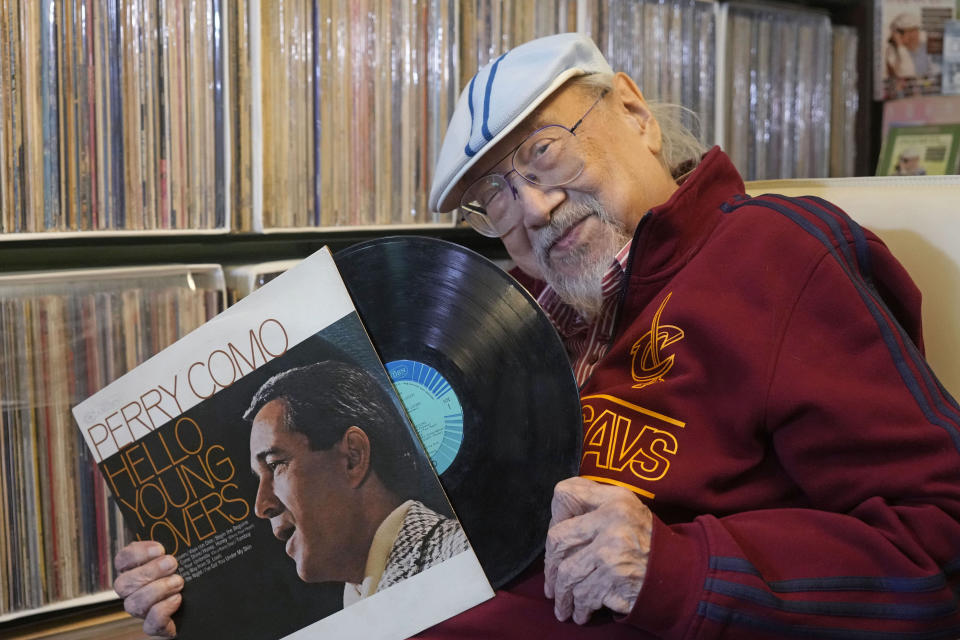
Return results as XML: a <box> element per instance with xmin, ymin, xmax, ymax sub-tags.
<box><xmin>745</xmin><ymin>175</ymin><xmax>960</xmax><ymax>398</ymax></box>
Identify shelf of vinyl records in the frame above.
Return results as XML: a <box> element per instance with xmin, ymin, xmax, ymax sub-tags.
<box><xmin>0</xmin><ymin>265</ymin><xmax>225</xmax><ymax>627</ymax></box>
<box><xmin>0</xmin><ymin>0</ymin><xmax>864</xmax><ymax>244</ymax></box>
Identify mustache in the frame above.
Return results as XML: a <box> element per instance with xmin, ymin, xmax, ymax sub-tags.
<box><xmin>533</xmin><ymin>197</ymin><xmax>619</xmax><ymax>262</ymax></box>
<box><xmin>534</xmin><ymin>199</ymin><xmax>602</xmax><ymax>256</ymax></box>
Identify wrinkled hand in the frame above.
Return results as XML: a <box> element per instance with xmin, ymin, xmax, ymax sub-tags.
<box><xmin>113</xmin><ymin>541</ymin><xmax>183</xmax><ymax>638</ymax></box>
<box><xmin>544</xmin><ymin>477</ymin><xmax>653</xmax><ymax>625</ymax></box>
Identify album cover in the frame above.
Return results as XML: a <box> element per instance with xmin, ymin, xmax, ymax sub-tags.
<box><xmin>71</xmin><ymin>248</ymin><xmax>493</xmax><ymax>640</ymax></box>
<box><xmin>874</xmin><ymin>0</ymin><xmax>956</xmax><ymax>100</ymax></box>
<box><xmin>876</xmin><ymin>123</ymin><xmax>960</xmax><ymax>175</ymax></box>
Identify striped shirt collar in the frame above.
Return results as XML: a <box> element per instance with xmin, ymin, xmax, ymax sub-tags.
<box><xmin>537</xmin><ymin>241</ymin><xmax>632</xmax><ymax>386</ymax></box>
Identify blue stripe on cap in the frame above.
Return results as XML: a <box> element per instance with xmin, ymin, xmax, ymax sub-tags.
<box><xmin>465</xmin><ymin>52</ymin><xmax>509</xmax><ymax>157</ymax></box>
<box><xmin>481</xmin><ymin>52</ymin><xmax>508</xmax><ymax>141</ymax></box>
<box><xmin>464</xmin><ymin>73</ymin><xmax>479</xmax><ymax>157</ymax></box>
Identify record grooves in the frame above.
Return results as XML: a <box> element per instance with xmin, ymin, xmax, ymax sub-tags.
<box><xmin>336</xmin><ymin>236</ymin><xmax>582</xmax><ymax>589</ymax></box>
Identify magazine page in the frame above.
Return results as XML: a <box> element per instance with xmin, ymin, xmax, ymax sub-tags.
<box><xmin>875</xmin><ymin>0</ymin><xmax>956</xmax><ymax>100</ymax></box>
<box><xmin>72</xmin><ymin>247</ymin><xmax>492</xmax><ymax>640</ymax></box>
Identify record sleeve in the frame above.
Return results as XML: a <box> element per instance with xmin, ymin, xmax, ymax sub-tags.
<box><xmin>72</xmin><ymin>248</ymin><xmax>492</xmax><ymax>640</ymax></box>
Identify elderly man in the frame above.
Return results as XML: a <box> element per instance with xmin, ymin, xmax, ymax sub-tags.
<box><xmin>114</xmin><ymin>33</ymin><xmax>960</xmax><ymax>638</ymax></box>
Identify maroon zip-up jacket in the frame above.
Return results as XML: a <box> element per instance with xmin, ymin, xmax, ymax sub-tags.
<box><xmin>419</xmin><ymin>148</ymin><xmax>960</xmax><ymax>638</ymax></box>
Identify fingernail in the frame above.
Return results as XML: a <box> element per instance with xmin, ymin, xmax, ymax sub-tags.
<box><xmin>148</xmin><ymin>543</ymin><xmax>164</xmax><ymax>559</ymax></box>
<box><xmin>159</xmin><ymin>555</ymin><xmax>177</xmax><ymax>571</ymax></box>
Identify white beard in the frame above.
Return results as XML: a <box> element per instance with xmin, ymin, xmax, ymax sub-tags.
<box><xmin>532</xmin><ymin>196</ymin><xmax>630</xmax><ymax>320</ymax></box>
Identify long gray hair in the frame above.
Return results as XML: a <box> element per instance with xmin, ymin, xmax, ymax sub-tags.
<box><xmin>571</xmin><ymin>73</ymin><xmax>707</xmax><ymax>179</ymax></box>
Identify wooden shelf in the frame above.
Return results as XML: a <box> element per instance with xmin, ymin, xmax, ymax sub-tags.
<box><xmin>0</xmin><ymin>227</ymin><xmax>509</xmax><ymax>273</ymax></box>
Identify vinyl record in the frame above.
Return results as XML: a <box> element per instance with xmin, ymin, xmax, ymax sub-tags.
<box><xmin>335</xmin><ymin>236</ymin><xmax>582</xmax><ymax>589</ymax></box>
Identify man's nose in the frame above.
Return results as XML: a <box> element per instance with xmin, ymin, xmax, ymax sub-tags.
<box><xmin>517</xmin><ymin>180</ymin><xmax>566</xmax><ymax>229</ymax></box>
<box><xmin>254</xmin><ymin>478</ymin><xmax>283</xmax><ymax>519</ymax></box>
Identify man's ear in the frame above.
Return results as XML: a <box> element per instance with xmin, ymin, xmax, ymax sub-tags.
<box><xmin>338</xmin><ymin>426</ymin><xmax>371</xmax><ymax>487</ymax></box>
<box><xmin>610</xmin><ymin>71</ymin><xmax>662</xmax><ymax>155</ymax></box>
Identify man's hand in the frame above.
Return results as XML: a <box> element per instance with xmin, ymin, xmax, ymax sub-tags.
<box><xmin>543</xmin><ymin>477</ymin><xmax>653</xmax><ymax>625</ymax></box>
<box><xmin>113</xmin><ymin>541</ymin><xmax>183</xmax><ymax>638</ymax></box>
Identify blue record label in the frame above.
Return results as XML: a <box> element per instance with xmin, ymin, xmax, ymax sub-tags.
<box><xmin>386</xmin><ymin>359</ymin><xmax>463</xmax><ymax>475</ymax></box>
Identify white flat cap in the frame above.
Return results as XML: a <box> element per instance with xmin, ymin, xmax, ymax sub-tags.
<box><xmin>891</xmin><ymin>13</ymin><xmax>921</xmax><ymax>31</ymax></box>
<box><xmin>428</xmin><ymin>33</ymin><xmax>612</xmax><ymax>213</ymax></box>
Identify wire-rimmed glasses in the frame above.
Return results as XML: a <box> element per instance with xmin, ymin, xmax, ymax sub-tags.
<box><xmin>459</xmin><ymin>89</ymin><xmax>608</xmax><ymax>237</ymax></box>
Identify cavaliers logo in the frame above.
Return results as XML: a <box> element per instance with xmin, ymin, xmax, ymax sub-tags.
<box><xmin>629</xmin><ymin>292</ymin><xmax>684</xmax><ymax>389</ymax></box>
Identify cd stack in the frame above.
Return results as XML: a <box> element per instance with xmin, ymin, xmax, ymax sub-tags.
<box><xmin>720</xmin><ymin>2</ymin><xmax>834</xmax><ymax>180</ymax></box>
<box><xmin>0</xmin><ymin>266</ymin><xmax>224</xmax><ymax>621</ymax></box>
<box><xmin>581</xmin><ymin>0</ymin><xmax>717</xmax><ymax>148</ymax></box>
<box><xmin>0</xmin><ymin>0</ymin><xmax>227</xmax><ymax>235</ymax></box>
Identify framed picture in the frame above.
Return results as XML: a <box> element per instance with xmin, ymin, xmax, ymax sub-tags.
<box><xmin>876</xmin><ymin>123</ymin><xmax>960</xmax><ymax>175</ymax></box>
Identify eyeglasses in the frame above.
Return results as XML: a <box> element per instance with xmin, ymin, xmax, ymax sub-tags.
<box><xmin>460</xmin><ymin>89</ymin><xmax>609</xmax><ymax>237</ymax></box>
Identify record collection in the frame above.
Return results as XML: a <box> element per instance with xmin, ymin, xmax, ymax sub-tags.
<box><xmin>238</xmin><ymin>0</ymin><xmax>460</xmax><ymax>231</ymax></box>
<box><xmin>831</xmin><ymin>26</ymin><xmax>860</xmax><ymax>179</ymax></box>
<box><xmin>0</xmin><ymin>0</ymin><xmax>866</xmax><ymax>238</ymax></box>
<box><xmin>582</xmin><ymin>0</ymin><xmax>717</xmax><ymax>150</ymax></box>
<box><xmin>0</xmin><ymin>0</ymin><xmax>226</xmax><ymax>234</ymax></box>
<box><xmin>460</xmin><ymin>0</ymin><xmax>580</xmax><ymax>80</ymax></box>
<box><xmin>0</xmin><ymin>266</ymin><xmax>224</xmax><ymax>619</ymax></box>
<box><xmin>720</xmin><ymin>2</ymin><xmax>836</xmax><ymax>180</ymax></box>
<box><xmin>0</xmin><ymin>0</ymin><xmax>462</xmax><ymax>235</ymax></box>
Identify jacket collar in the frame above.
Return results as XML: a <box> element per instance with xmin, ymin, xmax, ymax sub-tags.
<box><xmin>629</xmin><ymin>147</ymin><xmax>745</xmax><ymax>280</ymax></box>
